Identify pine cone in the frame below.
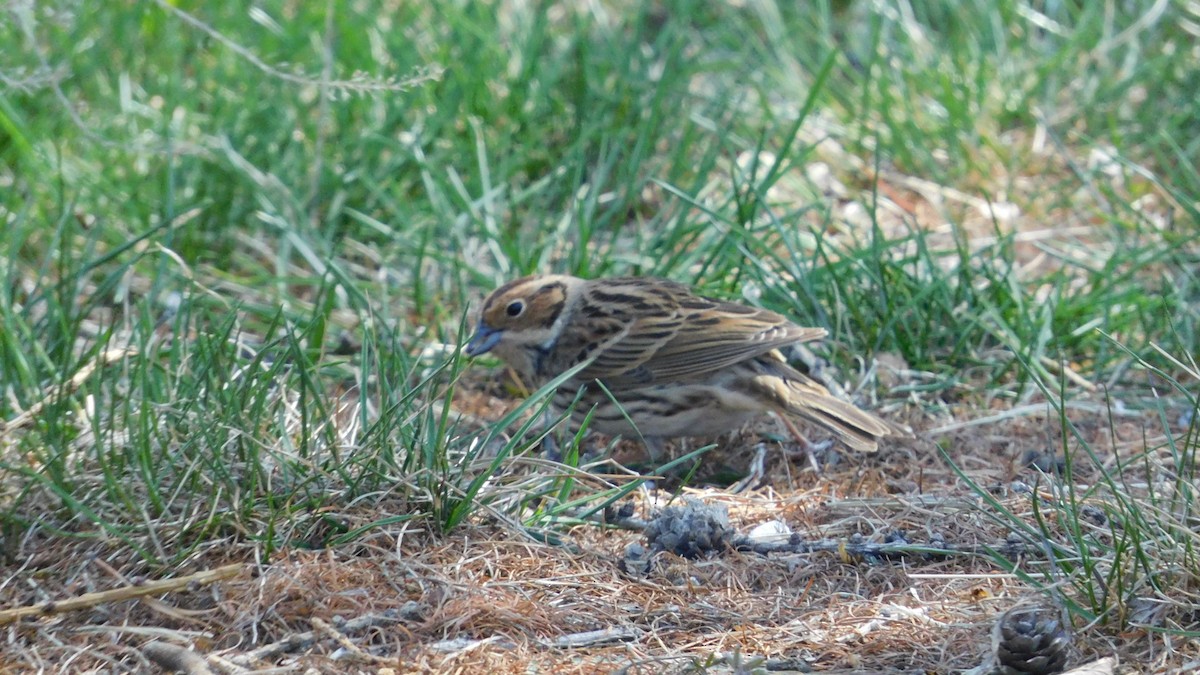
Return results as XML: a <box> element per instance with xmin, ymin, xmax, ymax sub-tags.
<box><xmin>992</xmin><ymin>604</ymin><xmax>1070</xmax><ymax>675</ymax></box>
<box><xmin>644</xmin><ymin>499</ymin><xmax>730</xmax><ymax>558</ymax></box>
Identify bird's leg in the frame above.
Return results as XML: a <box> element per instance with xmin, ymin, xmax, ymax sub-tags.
<box><xmin>729</xmin><ymin>443</ymin><xmax>768</xmax><ymax>493</ymax></box>
<box><xmin>775</xmin><ymin>414</ymin><xmax>834</xmax><ymax>473</ymax></box>
<box><xmin>539</xmin><ymin>407</ymin><xmax>565</xmax><ymax>462</ymax></box>
<box><xmin>643</xmin><ymin>437</ymin><xmax>666</xmax><ymax>465</ymax></box>
<box><xmin>540</xmin><ymin>434</ymin><xmax>562</xmax><ymax>462</ymax></box>
<box><xmin>635</xmin><ymin>438</ymin><xmax>666</xmax><ymax>500</ymax></box>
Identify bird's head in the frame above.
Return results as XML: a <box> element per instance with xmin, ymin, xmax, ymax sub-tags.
<box><xmin>465</xmin><ymin>275</ymin><xmax>580</xmax><ymax>374</ymax></box>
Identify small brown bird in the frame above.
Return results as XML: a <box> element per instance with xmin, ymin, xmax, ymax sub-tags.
<box><xmin>465</xmin><ymin>275</ymin><xmax>895</xmax><ymax>461</ymax></box>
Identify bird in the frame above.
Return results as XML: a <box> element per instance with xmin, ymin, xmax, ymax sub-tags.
<box><xmin>464</xmin><ymin>274</ymin><xmax>896</xmax><ymax>462</ymax></box>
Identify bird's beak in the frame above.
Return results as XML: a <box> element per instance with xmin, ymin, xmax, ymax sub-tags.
<box><xmin>465</xmin><ymin>325</ymin><xmax>502</xmax><ymax>356</ymax></box>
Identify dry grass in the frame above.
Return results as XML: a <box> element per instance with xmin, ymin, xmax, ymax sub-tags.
<box><xmin>2</xmin><ymin>388</ymin><xmax>1189</xmax><ymax>672</ymax></box>
<box><xmin>2</xmin><ymin>139</ymin><xmax>1190</xmax><ymax>671</ymax></box>
<box><xmin>4</xmin><ymin>4</ymin><xmax>1197</xmax><ymax>672</ymax></box>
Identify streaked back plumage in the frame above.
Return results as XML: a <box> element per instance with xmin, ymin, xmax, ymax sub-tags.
<box><xmin>467</xmin><ymin>274</ymin><xmax>896</xmax><ymax>455</ymax></box>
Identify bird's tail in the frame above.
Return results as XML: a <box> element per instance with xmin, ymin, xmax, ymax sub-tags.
<box><xmin>750</xmin><ymin>357</ymin><xmax>898</xmax><ymax>452</ymax></box>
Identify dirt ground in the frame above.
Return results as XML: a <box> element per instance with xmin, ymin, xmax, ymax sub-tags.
<box><xmin>2</xmin><ymin>365</ymin><xmax>1191</xmax><ymax>674</ymax></box>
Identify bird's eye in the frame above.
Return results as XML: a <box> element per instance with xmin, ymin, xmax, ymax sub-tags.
<box><xmin>505</xmin><ymin>300</ymin><xmax>525</xmax><ymax>317</ymax></box>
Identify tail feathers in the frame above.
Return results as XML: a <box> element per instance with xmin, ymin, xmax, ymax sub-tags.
<box><xmin>753</xmin><ymin>365</ymin><xmax>897</xmax><ymax>452</ymax></box>
<box><xmin>784</xmin><ymin>387</ymin><xmax>893</xmax><ymax>453</ymax></box>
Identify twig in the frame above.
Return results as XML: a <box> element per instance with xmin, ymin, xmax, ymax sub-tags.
<box><xmin>0</xmin><ymin>564</ymin><xmax>242</xmax><ymax>626</ymax></box>
<box><xmin>202</xmin><ymin>653</ymin><xmax>252</xmax><ymax>675</ymax></box>
<box><xmin>142</xmin><ymin>642</ymin><xmax>215</xmax><ymax>675</ymax></box>
<box><xmin>559</xmin><ymin>503</ymin><xmax>650</xmax><ymax>531</ymax></box>
<box><xmin>927</xmin><ymin>400</ymin><xmax>1139</xmax><ymax>436</ymax></box>
<box><xmin>311</xmin><ymin>616</ymin><xmax>397</xmax><ymax>665</ymax></box>
<box><xmin>91</xmin><ymin>557</ymin><xmax>210</xmax><ymax>625</ymax></box>
<box><xmin>228</xmin><ymin>613</ymin><xmax>396</xmax><ymax>666</ymax></box>
<box><xmin>545</xmin><ymin>627</ymin><xmax>638</xmax><ymax>648</ymax></box>
<box><xmin>0</xmin><ymin>347</ymin><xmax>136</xmax><ymax>435</ymax></box>
<box><xmin>1038</xmin><ymin>356</ymin><xmax>1098</xmax><ymax>392</ymax></box>
<box><xmin>729</xmin><ymin>531</ymin><xmax>1037</xmax><ymax>563</ymax></box>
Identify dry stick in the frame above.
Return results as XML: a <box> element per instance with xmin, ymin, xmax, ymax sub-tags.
<box><xmin>546</xmin><ymin>627</ymin><xmax>639</xmax><ymax>648</ymax></box>
<box><xmin>91</xmin><ymin>557</ymin><xmax>210</xmax><ymax>625</ymax></box>
<box><xmin>0</xmin><ymin>564</ymin><xmax>242</xmax><ymax>626</ymax></box>
<box><xmin>926</xmin><ymin>400</ymin><xmax>1141</xmax><ymax>436</ymax></box>
<box><xmin>229</xmin><ymin>614</ymin><xmax>396</xmax><ymax>666</ymax></box>
<box><xmin>311</xmin><ymin>617</ymin><xmax>369</xmax><ymax>659</ymax></box>
<box><xmin>1038</xmin><ymin>355</ymin><xmax>1098</xmax><ymax>392</ymax></box>
<box><xmin>142</xmin><ymin>642</ymin><xmax>216</xmax><ymax>675</ymax></box>
<box><xmin>311</xmin><ymin>616</ymin><xmax>398</xmax><ymax>665</ymax></box>
<box><xmin>0</xmin><ymin>346</ymin><xmax>137</xmax><ymax>435</ymax></box>
<box><xmin>203</xmin><ymin>653</ymin><xmax>252</xmax><ymax>675</ymax></box>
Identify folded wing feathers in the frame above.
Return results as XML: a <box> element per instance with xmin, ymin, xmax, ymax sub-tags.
<box><xmin>641</xmin><ymin>321</ymin><xmax>826</xmax><ymax>383</ymax></box>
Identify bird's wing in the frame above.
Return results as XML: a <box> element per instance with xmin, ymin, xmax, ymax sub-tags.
<box><xmin>548</xmin><ymin>278</ymin><xmax>826</xmax><ymax>387</ymax></box>
<box><xmin>631</xmin><ymin>296</ymin><xmax>827</xmax><ymax>384</ymax></box>
<box><xmin>545</xmin><ymin>278</ymin><xmax>685</xmax><ymax>382</ymax></box>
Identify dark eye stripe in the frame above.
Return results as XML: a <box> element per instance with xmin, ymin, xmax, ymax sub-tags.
<box><xmin>532</xmin><ymin>281</ymin><xmax>567</xmax><ymax>327</ymax></box>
